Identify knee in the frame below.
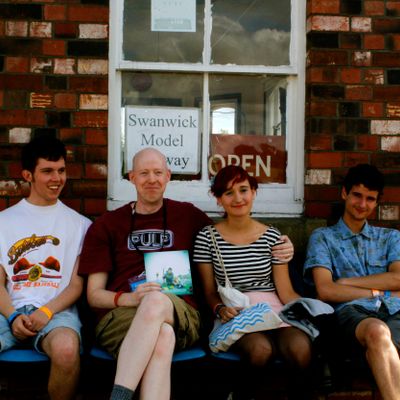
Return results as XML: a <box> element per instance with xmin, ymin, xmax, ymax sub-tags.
<box><xmin>285</xmin><ymin>343</ymin><xmax>312</xmax><ymax>369</ymax></box>
<box><xmin>138</xmin><ymin>292</ymin><xmax>172</xmax><ymax>322</ymax></box>
<box><xmin>46</xmin><ymin>331</ymin><xmax>80</xmax><ymax>369</ymax></box>
<box><xmin>363</xmin><ymin>322</ymin><xmax>392</xmax><ymax>351</ymax></box>
<box><xmin>242</xmin><ymin>338</ymin><xmax>273</xmax><ymax>367</ymax></box>
<box><xmin>153</xmin><ymin>323</ymin><xmax>175</xmax><ymax>360</ymax></box>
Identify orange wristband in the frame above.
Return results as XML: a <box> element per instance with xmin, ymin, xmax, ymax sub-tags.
<box><xmin>39</xmin><ymin>306</ymin><xmax>53</xmax><ymax>320</ymax></box>
<box><xmin>371</xmin><ymin>289</ymin><xmax>380</xmax><ymax>297</ymax></box>
<box><xmin>114</xmin><ymin>291</ymin><xmax>124</xmax><ymax>307</ymax></box>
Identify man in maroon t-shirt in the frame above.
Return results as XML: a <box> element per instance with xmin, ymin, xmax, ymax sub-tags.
<box><xmin>79</xmin><ymin>147</ymin><xmax>293</xmax><ymax>400</ymax></box>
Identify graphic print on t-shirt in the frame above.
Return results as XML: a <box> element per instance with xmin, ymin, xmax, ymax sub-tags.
<box><xmin>7</xmin><ymin>234</ymin><xmax>62</xmax><ymax>289</ymax></box>
<box><xmin>128</xmin><ymin>229</ymin><xmax>174</xmax><ymax>251</ymax></box>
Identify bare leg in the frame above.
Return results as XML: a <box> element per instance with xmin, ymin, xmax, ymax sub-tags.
<box><xmin>114</xmin><ymin>292</ymin><xmax>175</xmax><ymax>392</ymax></box>
<box><xmin>139</xmin><ymin>323</ymin><xmax>175</xmax><ymax>400</ymax></box>
<box><xmin>233</xmin><ymin>331</ymin><xmax>274</xmax><ymax>367</ymax></box>
<box><xmin>41</xmin><ymin>327</ymin><xmax>80</xmax><ymax>400</ymax></box>
<box><xmin>356</xmin><ymin>318</ymin><xmax>400</xmax><ymax>400</ymax></box>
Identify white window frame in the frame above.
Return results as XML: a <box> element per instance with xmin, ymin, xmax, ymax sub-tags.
<box><xmin>108</xmin><ymin>0</ymin><xmax>306</xmax><ymax>217</ymax></box>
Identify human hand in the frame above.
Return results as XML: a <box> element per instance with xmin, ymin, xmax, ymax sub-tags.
<box><xmin>28</xmin><ymin>309</ymin><xmax>51</xmax><ymax>332</ymax></box>
<box><xmin>11</xmin><ymin>314</ymin><xmax>37</xmax><ymax>340</ymax></box>
<box><xmin>219</xmin><ymin>305</ymin><xmax>241</xmax><ymax>324</ymax></box>
<box><xmin>130</xmin><ymin>282</ymin><xmax>162</xmax><ymax>306</ymax></box>
<box><xmin>272</xmin><ymin>235</ymin><xmax>294</xmax><ymax>263</ymax></box>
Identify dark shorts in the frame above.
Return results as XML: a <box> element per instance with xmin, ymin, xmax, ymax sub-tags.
<box><xmin>336</xmin><ymin>304</ymin><xmax>400</xmax><ymax>351</ymax></box>
<box><xmin>95</xmin><ymin>293</ymin><xmax>201</xmax><ymax>358</ymax></box>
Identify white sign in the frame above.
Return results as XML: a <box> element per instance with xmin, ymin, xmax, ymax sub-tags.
<box><xmin>125</xmin><ymin>106</ymin><xmax>201</xmax><ymax>174</ymax></box>
<box><xmin>151</xmin><ymin>0</ymin><xmax>196</xmax><ymax>32</ymax></box>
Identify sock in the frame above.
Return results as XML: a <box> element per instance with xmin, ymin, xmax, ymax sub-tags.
<box><xmin>110</xmin><ymin>384</ymin><xmax>135</xmax><ymax>400</ymax></box>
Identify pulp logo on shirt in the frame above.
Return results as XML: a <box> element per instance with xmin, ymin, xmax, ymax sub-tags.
<box><xmin>8</xmin><ymin>234</ymin><xmax>60</xmax><ymax>265</ymax></box>
<box><xmin>128</xmin><ymin>229</ymin><xmax>173</xmax><ymax>251</ymax></box>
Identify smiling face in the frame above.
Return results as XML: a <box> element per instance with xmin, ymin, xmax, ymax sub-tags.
<box><xmin>218</xmin><ymin>178</ymin><xmax>256</xmax><ymax>218</ymax></box>
<box><xmin>22</xmin><ymin>157</ymin><xmax>66</xmax><ymax>206</ymax></box>
<box><xmin>129</xmin><ymin>148</ymin><xmax>171</xmax><ymax>210</ymax></box>
<box><xmin>341</xmin><ymin>183</ymin><xmax>379</xmax><ymax>225</ymax></box>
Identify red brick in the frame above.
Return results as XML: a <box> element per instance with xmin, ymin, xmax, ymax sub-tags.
<box><xmin>65</xmin><ymin>163</ymin><xmax>84</xmax><ymax>179</ymax></box>
<box><xmin>365</xmin><ymin>1</ymin><xmax>385</xmax><ymax>16</ymax></box>
<box><xmin>341</xmin><ymin>68</ymin><xmax>361</xmax><ymax>83</ymax></box>
<box><xmin>44</xmin><ymin>5</ymin><xmax>66</xmax><ymax>21</ymax></box>
<box><xmin>0</xmin><ymin>91</ymin><xmax>3</xmax><ymax>108</ymax></box>
<box><xmin>69</xmin><ymin>77</ymin><xmax>108</xmax><ymax>93</ymax></box>
<box><xmin>381</xmin><ymin>187</ymin><xmax>400</xmax><ymax>202</ymax></box>
<box><xmin>363</xmin><ymin>69</ymin><xmax>384</xmax><ymax>85</ymax></box>
<box><xmin>373</xmin><ymin>52</ymin><xmax>400</xmax><ymax>67</ymax></box>
<box><xmin>61</xmin><ymin>198</ymin><xmax>82</xmax><ymax>214</ymax></box>
<box><xmin>0</xmin><ymin>110</ymin><xmax>45</xmax><ymax>126</ymax></box>
<box><xmin>387</xmin><ymin>102</ymin><xmax>400</xmax><ymax>118</ymax></box>
<box><xmin>60</xmin><ymin>128</ymin><xmax>83</xmax><ymax>143</ymax></box>
<box><xmin>389</xmin><ymin>34</ymin><xmax>400</xmax><ymax>51</ymax></box>
<box><xmin>8</xmin><ymin>162</ymin><xmax>23</xmax><ymax>179</ymax></box>
<box><xmin>362</xmin><ymin>102</ymin><xmax>384</xmax><ymax>117</ymax></box>
<box><xmin>308</xmin><ymin>67</ymin><xmax>340</xmax><ymax>83</ymax></box>
<box><xmin>43</xmin><ymin>39</ymin><xmax>66</xmax><ymax>56</ymax></box>
<box><xmin>304</xmin><ymin>202</ymin><xmax>332</xmax><ymax>218</ymax></box>
<box><xmin>73</xmin><ymin>111</ymin><xmax>108</xmax><ymax>128</ymax></box>
<box><xmin>30</xmin><ymin>22</ymin><xmax>52</xmax><ymax>38</ymax></box>
<box><xmin>0</xmin><ymin>75</ymin><xmax>42</xmax><ymax>91</ymax></box>
<box><xmin>374</xmin><ymin>87</ymin><xmax>400</xmax><ymax>101</ymax></box>
<box><xmin>71</xmin><ymin>180</ymin><xmax>107</xmax><ymax>197</ymax></box>
<box><xmin>6</xmin><ymin>21</ymin><xmax>28</xmax><ymax>37</ymax></box>
<box><xmin>85</xmin><ymin>129</ymin><xmax>107</xmax><ymax>145</ymax></box>
<box><xmin>344</xmin><ymin>152</ymin><xmax>370</xmax><ymax>166</ymax></box>
<box><xmin>0</xmin><ymin>199</ymin><xmax>7</xmax><ymax>212</ymax></box>
<box><xmin>387</xmin><ymin>2</ymin><xmax>400</xmax><ymax>15</ymax></box>
<box><xmin>308</xmin><ymin>0</ymin><xmax>340</xmax><ymax>14</ymax></box>
<box><xmin>308</xmin><ymin>152</ymin><xmax>343</xmax><ymax>168</ymax></box>
<box><xmin>85</xmin><ymin>163</ymin><xmax>107</xmax><ymax>179</ymax></box>
<box><xmin>68</xmin><ymin>6</ymin><xmax>109</xmax><ymax>23</ymax></box>
<box><xmin>83</xmin><ymin>198</ymin><xmax>107</xmax><ymax>216</ymax></box>
<box><xmin>310</xmin><ymin>102</ymin><xmax>337</xmax><ymax>116</ymax></box>
<box><xmin>357</xmin><ymin>135</ymin><xmax>379</xmax><ymax>150</ymax></box>
<box><xmin>305</xmin><ymin>186</ymin><xmax>340</xmax><ymax>201</ymax></box>
<box><xmin>54</xmin><ymin>22</ymin><xmax>77</xmax><ymax>38</ymax></box>
<box><xmin>55</xmin><ymin>93</ymin><xmax>77</xmax><ymax>109</ymax></box>
<box><xmin>346</xmin><ymin>86</ymin><xmax>373</xmax><ymax>101</ymax></box>
<box><xmin>308</xmin><ymin>50</ymin><xmax>348</xmax><ymax>66</ymax></box>
<box><xmin>30</xmin><ymin>93</ymin><xmax>53</xmax><ymax>108</ymax></box>
<box><xmin>364</xmin><ymin>34</ymin><xmax>385</xmax><ymax>49</ymax></box>
<box><xmin>5</xmin><ymin>57</ymin><xmax>29</xmax><ymax>73</ymax></box>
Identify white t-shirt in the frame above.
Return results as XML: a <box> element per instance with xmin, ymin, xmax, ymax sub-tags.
<box><xmin>0</xmin><ymin>199</ymin><xmax>91</xmax><ymax>310</ymax></box>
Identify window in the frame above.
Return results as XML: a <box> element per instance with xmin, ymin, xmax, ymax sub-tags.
<box><xmin>109</xmin><ymin>0</ymin><xmax>306</xmax><ymax>216</ymax></box>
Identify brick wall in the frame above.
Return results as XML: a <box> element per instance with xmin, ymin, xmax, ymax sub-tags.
<box><xmin>0</xmin><ymin>0</ymin><xmax>399</xmax><ymax>229</ymax></box>
<box><xmin>306</xmin><ymin>0</ymin><xmax>400</xmax><ymax>229</ymax></box>
<box><xmin>0</xmin><ymin>0</ymin><xmax>109</xmax><ymax>217</ymax></box>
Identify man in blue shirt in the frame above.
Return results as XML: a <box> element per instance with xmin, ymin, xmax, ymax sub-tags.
<box><xmin>304</xmin><ymin>164</ymin><xmax>400</xmax><ymax>400</ymax></box>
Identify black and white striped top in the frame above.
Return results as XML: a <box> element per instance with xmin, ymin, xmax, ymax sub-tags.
<box><xmin>193</xmin><ymin>225</ymin><xmax>284</xmax><ymax>292</ymax></box>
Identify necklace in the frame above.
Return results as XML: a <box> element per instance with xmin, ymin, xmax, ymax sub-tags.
<box><xmin>129</xmin><ymin>199</ymin><xmax>168</xmax><ymax>253</ymax></box>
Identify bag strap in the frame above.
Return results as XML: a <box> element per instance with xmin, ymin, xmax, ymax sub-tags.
<box><xmin>207</xmin><ymin>226</ymin><xmax>232</xmax><ymax>287</ymax></box>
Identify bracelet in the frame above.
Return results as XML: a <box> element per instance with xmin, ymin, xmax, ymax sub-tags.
<box><xmin>114</xmin><ymin>291</ymin><xmax>124</xmax><ymax>307</ymax></box>
<box><xmin>213</xmin><ymin>303</ymin><xmax>226</xmax><ymax>318</ymax></box>
<box><xmin>371</xmin><ymin>289</ymin><xmax>380</xmax><ymax>297</ymax></box>
<box><xmin>7</xmin><ymin>311</ymin><xmax>22</xmax><ymax>327</ymax></box>
<box><xmin>39</xmin><ymin>306</ymin><xmax>53</xmax><ymax>320</ymax></box>
<box><xmin>384</xmin><ymin>290</ymin><xmax>391</xmax><ymax>297</ymax></box>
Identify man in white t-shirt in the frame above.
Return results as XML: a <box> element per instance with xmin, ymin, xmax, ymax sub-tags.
<box><xmin>0</xmin><ymin>136</ymin><xmax>91</xmax><ymax>400</ymax></box>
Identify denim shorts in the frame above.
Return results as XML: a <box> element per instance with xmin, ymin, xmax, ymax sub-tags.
<box><xmin>0</xmin><ymin>305</ymin><xmax>82</xmax><ymax>354</ymax></box>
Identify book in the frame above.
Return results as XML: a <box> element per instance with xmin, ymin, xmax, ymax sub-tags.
<box><xmin>144</xmin><ymin>250</ymin><xmax>193</xmax><ymax>295</ymax></box>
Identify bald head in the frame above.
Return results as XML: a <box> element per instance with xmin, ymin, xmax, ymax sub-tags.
<box><xmin>132</xmin><ymin>147</ymin><xmax>168</xmax><ymax>172</ymax></box>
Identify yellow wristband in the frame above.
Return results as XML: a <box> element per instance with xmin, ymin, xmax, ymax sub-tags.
<box><xmin>39</xmin><ymin>306</ymin><xmax>53</xmax><ymax>320</ymax></box>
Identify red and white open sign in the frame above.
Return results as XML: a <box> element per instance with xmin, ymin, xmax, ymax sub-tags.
<box><xmin>209</xmin><ymin>134</ymin><xmax>287</xmax><ymax>184</ymax></box>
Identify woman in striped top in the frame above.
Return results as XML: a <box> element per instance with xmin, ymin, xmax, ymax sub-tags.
<box><xmin>193</xmin><ymin>165</ymin><xmax>312</xmax><ymax>393</ymax></box>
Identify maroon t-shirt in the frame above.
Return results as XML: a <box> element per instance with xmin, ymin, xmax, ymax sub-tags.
<box><xmin>79</xmin><ymin>199</ymin><xmax>212</xmax><ymax>321</ymax></box>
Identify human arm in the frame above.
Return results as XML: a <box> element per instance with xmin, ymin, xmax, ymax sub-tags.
<box><xmin>28</xmin><ymin>256</ymin><xmax>85</xmax><ymax>332</ymax></box>
<box><xmin>86</xmin><ymin>271</ymin><xmax>161</xmax><ymax>309</ymax></box>
<box><xmin>197</xmin><ymin>262</ymin><xmax>240</xmax><ymax>323</ymax></box>
<box><xmin>271</xmin><ymin>235</ymin><xmax>294</xmax><ymax>263</ymax></box>
<box><xmin>0</xmin><ymin>265</ymin><xmax>36</xmax><ymax>339</ymax></box>
<box><xmin>273</xmin><ymin>263</ymin><xmax>301</xmax><ymax>304</ymax></box>
<box><xmin>336</xmin><ymin>261</ymin><xmax>400</xmax><ymax>293</ymax></box>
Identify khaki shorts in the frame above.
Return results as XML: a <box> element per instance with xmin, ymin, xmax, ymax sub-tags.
<box><xmin>95</xmin><ymin>293</ymin><xmax>201</xmax><ymax>358</ymax></box>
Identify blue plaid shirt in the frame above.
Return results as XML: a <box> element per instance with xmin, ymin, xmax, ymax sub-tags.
<box><xmin>304</xmin><ymin>218</ymin><xmax>400</xmax><ymax>313</ymax></box>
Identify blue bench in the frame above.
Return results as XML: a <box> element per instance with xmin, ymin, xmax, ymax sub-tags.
<box><xmin>0</xmin><ymin>348</ymin><xmax>49</xmax><ymax>363</ymax></box>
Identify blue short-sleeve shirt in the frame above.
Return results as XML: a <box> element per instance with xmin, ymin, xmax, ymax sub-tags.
<box><xmin>304</xmin><ymin>218</ymin><xmax>400</xmax><ymax>313</ymax></box>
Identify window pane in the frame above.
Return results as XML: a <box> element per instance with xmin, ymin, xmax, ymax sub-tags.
<box><xmin>208</xmin><ymin>74</ymin><xmax>287</xmax><ymax>183</ymax></box>
<box><xmin>121</xmin><ymin>72</ymin><xmax>203</xmax><ymax>181</ymax></box>
<box><xmin>123</xmin><ymin>0</ymin><xmax>205</xmax><ymax>63</ymax></box>
<box><xmin>211</xmin><ymin>0</ymin><xmax>291</xmax><ymax>66</ymax></box>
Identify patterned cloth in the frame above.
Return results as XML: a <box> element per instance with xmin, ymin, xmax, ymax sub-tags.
<box><xmin>304</xmin><ymin>218</ymin><xmax>400</xmax><ymax>313</ymax></box>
